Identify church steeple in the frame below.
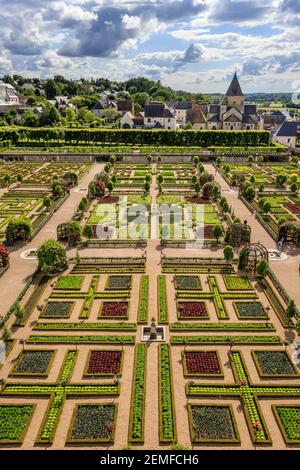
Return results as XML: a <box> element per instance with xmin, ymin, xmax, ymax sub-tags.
<box><xmin>225</xmin><ymin>72</ymin><xmax>244</xmax><ymax>97</ymax></box>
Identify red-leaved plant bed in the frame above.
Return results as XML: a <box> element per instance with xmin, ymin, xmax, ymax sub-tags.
<box><xmin>177</xmin><ymin>301</ymin><xmax>208</xmax><ymax>318</ymax></box>
<box><xmin>87</xmin><ymin>351</ymin><xmax>122</xmax><ymax>375</ymax></box>
<box><xmin>184</xmin><ymin>351</ymin><xmax>222</xmax><ymax>375</ymax></box>
<box><xmin>185</xmin><ymin>196</ymin><xmax>210</xmax><ymax>204</ymax></box>
<box><xmin>98</xmin><ymin>196</ymin><xmax>119</xmax><ymax>204</ymax></box>
<box><xmin>285</xmin><ymin>203</ymin><xmax>300</xmax><ymax>215</ymax></box>
<box><xmin>100</xmin><ymin>302</ymin><xmax>128</xmax><ymax>318</ymax></box>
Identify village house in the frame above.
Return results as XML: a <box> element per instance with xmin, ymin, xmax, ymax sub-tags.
<box><xmin>121</xmin><ymin>102</ymin><xmax>176</xmax><ymax>129</ymax></box>
<box><xmin>273</xmin><ymin>121</ymin><xmax>300</xmax><ymax>147</ymax></box>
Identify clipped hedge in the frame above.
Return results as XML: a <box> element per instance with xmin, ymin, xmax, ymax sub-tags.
<box><xmin>128</xmin><ymin>344</ymin><xmax>147</xmax><ymax>443</ymax></box>
<box><xmin>0</xmin><ymin>127</ymin><xmax>270</xmax><ymax>147</ymax></box>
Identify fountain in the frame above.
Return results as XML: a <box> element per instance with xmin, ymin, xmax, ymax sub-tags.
<box><xmin>141</xmin><ymin>317</ymin><xmax>166</xmax><ymax>342</ymax></box>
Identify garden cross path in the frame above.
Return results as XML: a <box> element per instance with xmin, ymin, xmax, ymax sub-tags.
<box><xmin>187</xmin><ymin>350</ymin><xmax>300</xmax><ymax>445</ymax></box>
<box><xmin>1</xmin><ymin>350</ymin><xmax>119</xmax><ymax>444</ymax></box>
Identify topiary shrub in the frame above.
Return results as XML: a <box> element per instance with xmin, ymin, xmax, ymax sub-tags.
<box><xmin>37</xmin><ymin>240</ymin><xmax>68</xmax><ymax>275</ymax></box>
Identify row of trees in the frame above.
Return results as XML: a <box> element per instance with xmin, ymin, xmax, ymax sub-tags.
<box><xmin>0</xmin><ymin>127</ymin><xmax>270</xmax><ymax>147</ymax></box>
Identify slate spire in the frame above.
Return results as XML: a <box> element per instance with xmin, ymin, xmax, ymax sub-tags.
<box><xmin>225</xmin><ymin>72</ymin><xmax>243</xmax><ymax>97</ymax></box>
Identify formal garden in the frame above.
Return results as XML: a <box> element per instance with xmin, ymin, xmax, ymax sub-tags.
<box><xmin>0</xmin><ymin>154</ymin><xmax>299</xmax><ymax>450</ymax></box>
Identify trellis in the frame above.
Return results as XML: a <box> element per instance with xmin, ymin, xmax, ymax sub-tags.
<box><xmin>278</xmin><ymin>222</ymin><xmax>300</xmax><ymax>246</ymax></box>
<box><xmin>226</xmin><ymin>222</ymin><xmax>251</xmax><ymax>247</ymax></box>
<box><xmin>239</xmin><ymin>242</ymin><xmax>268</xmax><ymax>274</ymax></box>
<box><xmin>57</xmin><ymin>223</ymin><xmax>68</xmax><ymax>242</ymax></box>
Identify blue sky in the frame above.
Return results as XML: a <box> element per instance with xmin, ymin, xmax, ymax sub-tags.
<box><xmin>0</xmin><ymin>0</ymin><xmax>299</xmax><ymax>93</ymax></box>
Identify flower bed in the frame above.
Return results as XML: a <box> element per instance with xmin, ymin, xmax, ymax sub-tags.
<box><xmin>223</xmin><ymin>275</ymin><xmax>253</xmax><ymax>291</ymax></box>
<box><xmin>252</xmin><ymin>351</ymin><xmax>298</xmax><ymax>377</ymax></box>
<box><xmin>159</xmin><ymin>344</ymin><xmax>176</xmax><ymax>443</ymax></box>
<box><xmin>138</xmin><ymin>275</ymin><xmax>148</xmax><ymax>324</ymax></box>
<box><xmin>54</xmin><ymin>276</ymin><xmax>84</xmax><ymax>290</ymax></box>
<box><xmin>105</xmin><ymin>275</ymin><xmax>132</xmax><ymax>290</ymax></box>
<box><xmin>128</xmin><ymin>344</ymin><xmax>147</xmax><ymax>443</ymax></box>
<box><xmin>174</xmin><ymin>275</ymin><xmax>201</xmax><ymax>290</ymax></box>
<box><xmin>189</xmin><ymin>405</ymin><xmax>240</xmax><ymax>444</ymax></box>
<box><xmin>285</xmin><ymin>203</ymin><xmax>300</xmax><ymax>215</ymax></box>
<box><xmin>233</xmin><ymin>302</ymin><xmax>268</xmax><ymax>319</ymax></box>
<box><xmin>99</xmin><ymin>301</ymin><xmax>129</xmax><ymax>319</ymax></box>
<box><xmin>11</xmin><ymin>350</ymin><xmax>54</xmax><ymax>377</ymax></box>
<box><xmin>272</xmin><ymin>406</ymin><xmax>300</xmax><ymax>444</ymax></box>
<box><xmin>170</xmin><ymin>322</ymin><xmax>275</xmax><ymax>331</ymax></box>
<box><xmin>183</xmin><ymin>351</ymin><xmax>223</xmax><ymax>377</ymax></box>
<box><xmin>171</xmin><ymin>336</ymin><xmax>281</xmax><ymax>345</ymax></box>
<box><xmin>177</xmin><ymin>301</ymin><xmax>209</xmax><ymax>319</ymax></box>
<box><xmin>34</xmin><ymin>322</ymin><xmax>136</xmax><ymax>331</ymax></box>
<box><xmin>158</xmin><ymin>275</ymin><xmax>168</xmax><ymax>323</ymax></box>
<box><xmin>27</xmin><ymin>335</ymin><xmax>135</xmax><ymax>344</ymax></box>
<box><xmin>0</xmin><ymin>405</ymin><xmax>34</xmax><ymax>444</ymax></box>
<box><xmin>41</xmin><ymin>301</ymin><xmax>74</xmax><ymax>318</ymax></box>
<box><xmin>84</xmin><ymin>351</ymin><xmax>123</xmax><ymax>376</ymax></box>
<box><xmin>67</xmin><ymin>404</ymin><xmax>116</xmax><ymax>443</ymax></box>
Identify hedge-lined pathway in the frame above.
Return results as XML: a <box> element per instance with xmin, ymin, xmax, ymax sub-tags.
<box><xmin>0</xmin><ymin>163</ymin><xmax>103</xmax><ymax>315</ymax></box>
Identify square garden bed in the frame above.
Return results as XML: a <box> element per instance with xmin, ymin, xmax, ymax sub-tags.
<box><xmin>11</xmin><ymin>350</ymin><xmax>55</xmax><ymax>377</ymax></box>
<box><xmin>252</xmin><ymin>351</ymin><xmax>298</xmax><ymax>377</ymax></box>
<box><xmin>41</xmin><ymin>301</ymin><xmax>74</xmax><ymax>318</ymax></box>
<box><xmin>189</xmin><ymin>404</ymin><xmax>240</xmax><ymax>443</ymax></box>
<box><xmin>105</xmin><ymin>275</ymin><xmax>132</xmax><ymax>290</ymax></box>
<box><xmin>177</xmin><ymin>301</ymin><xmax>209</xmax><ymax>319</ymax></box>
<box><xmin>0</xmin><ymin>405</ymin><xmax>35</xmax><ymax>444</ymax></box>
<box><xmin>99</xmin><ymin>301</ymin><xmax>129</xmax><ymax>319</ymax></box>
<box><xmin>174</xmin><ymin>275</ymin><xmax>201</xmax><ymax>290</ymax></box>
<box><xmin>54</xmin><ymin>276</ymin><xmax>84</xmax><ymax>290</ymax></box>
<box><xmin>183</xmin><ymin>351</ymin><xmax>223</xmax><ymax>377</ymax></box>
<box><xmin>272</xmin><ymin>406</ymin><xmax>300</xmax><ymax>444</ymax></box>
<box><xmin>223</xmin><ymin>275</ymin><xmax>253</xmax><ymax>291</ymax></box>
<box><xmin>84</xmin><ymin>350</ymin><xmax>123</xmax><ymax>376</ymax></box>
<box><xmin>233</xmin><ymin>301</ymin><xmax>268</xmax><ymax>319</ymax></box>
<box><xmin>67</xmin><ymin>404</ymin><xmax>117</xmax><ymax>443</ymax></box>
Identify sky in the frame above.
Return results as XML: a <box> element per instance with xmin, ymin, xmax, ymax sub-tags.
<box><xmin>0</xmin><ymin>0</ymin><xmax>300</xmax><ymax>93</ymax></box>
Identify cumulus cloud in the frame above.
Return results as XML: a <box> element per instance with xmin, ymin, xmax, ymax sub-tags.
<box><xmin>43</xmin><ymin>2</ymin><xmax>97</xmax><ymax>27</ymax></box>
<box><xmin>209</xmin><ymin>0</ymin><xmax>270</xmax><ymax>23</ymax></box>
<box><xmin>136</xmin><ymin>44</ymin><xmax>204</xmax><ymax>73</ymax></box>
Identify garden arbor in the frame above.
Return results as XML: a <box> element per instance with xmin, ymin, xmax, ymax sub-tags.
<box><xmin>238</xmin><ymin>242</ymin><xmax>268</xmax><ymax>273</ymax></box>
<box><xmin>63</xmin><ymin>172</ymin><xmax>78</xmax><ymax>187</ymax></box>
<box><xmin>278</xmin><ymin>222</ymin><xmax>300</xmax><ymax>246</ymax></box>
<box><xmin>225</xmin><ymin>221</ymin><xmax>251</xmax><ymax>247</ymax></box>
<box><xmin>6</xmin><ymin>218</ymin><xmax>32</xmax><ymax>245</ymax></box>
<box><xmin>57</xmin><ymin>223</ymin><xmax>69</xmax><ymax>242</ymax></box>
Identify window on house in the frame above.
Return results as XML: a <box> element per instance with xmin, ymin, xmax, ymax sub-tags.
<box><xmin>147</xmin><ymin>118</ymin><xmax>151</xmax><ymax>123</ymax></box>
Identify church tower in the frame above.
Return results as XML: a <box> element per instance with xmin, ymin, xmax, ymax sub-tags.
<box><xmin>221</xmin><ymin>72</ymin><xmax>244</xmax><ymax>112</ymax></box>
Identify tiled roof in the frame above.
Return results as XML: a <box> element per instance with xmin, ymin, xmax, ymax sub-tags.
<box><xmin>209</xmin><ymin>104</ymin><xmax>221</xmax><ymax>115</ymax></box>
<box><xmin>207</xmin><ymin>114</ymin><xmax>220</xmax><ymax>123</ymax></box>
<box><xmin>153</xmin><ymin>121</ymin><xmax>163</xmax><ymax>128</ymax></box>
<box><xmin>186</xmin><ymin>109</ymin><xmax>206</xmax><ymax>124</ymax></box>
<box><xmin>244</xmin><ymin>104</ymin><xmax>257</xmax><ymax>114</ymax></box>
<box><xmin>171</xmin><ymin>101</ymin><xmax>193</xmax><ymax>110</ymax></box>
<box><xmin>144</xmin><ymin>103</ymin><xmax>165</xmax><ymax>118</ymax></box>
<box><xmin>275</xmin><ymin>121</ymin><xmax>300</xmax><ymax>137</ymax></box>
<box><xmin>117</xmin><ymin>100</ymin><xmax>133</xmax><ymax>112</ymax></box>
